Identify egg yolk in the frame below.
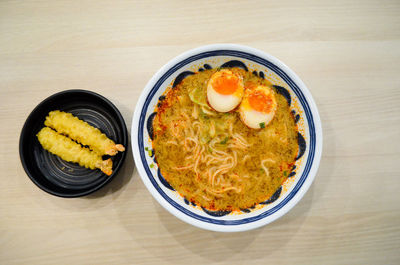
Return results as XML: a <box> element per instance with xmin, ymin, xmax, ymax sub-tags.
<box><xmin>212</xmin><ymin>73</ymin><xmax>239</xmax><ymax>95</ymax></box>
<box><xmin>248</xmin><ymin>91</ymin><xmax>273</xmax><ymax>113</ymax></box>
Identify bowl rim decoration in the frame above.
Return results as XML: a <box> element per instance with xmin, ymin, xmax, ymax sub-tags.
<box><xmin>19</xmin><ymin>89</ymin><xmax>129</xmax><ymax>198</ymax></box>
<box><xmin>132</xmin><ymin>44</ymin><xmax>322</xmax><ymax>232</ymax></box>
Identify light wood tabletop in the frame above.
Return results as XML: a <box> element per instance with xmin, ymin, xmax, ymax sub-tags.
<box><xmin>1</xmin><ymin>0</ymin><xmax>399</xmax><ymax>264</ymax></box>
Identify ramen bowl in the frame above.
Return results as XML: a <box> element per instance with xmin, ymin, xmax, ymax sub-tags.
<box><xmin>132</xmin><ymin>44</ymin><xmax>322</xmax><ymax>232</ymax></box>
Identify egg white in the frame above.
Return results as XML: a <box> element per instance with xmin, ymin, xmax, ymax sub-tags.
<box><xmin>207</xmin><ymin>86</ymin><xmax>243</xmax><ymax>112</ymax></box>
<box><xmin>239</xmin><ymin>108</ymin><xmax>276</xmax><ymax>129</ymax></box>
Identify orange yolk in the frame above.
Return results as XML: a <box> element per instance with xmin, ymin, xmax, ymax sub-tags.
<box><xmin>248</xmin><ymin>91</ymin><xmax>273</xmax><ymax>113</ymax></box>
<box><xmin>213</xmin><ymin>73</ymin><xmax>239</xmax><ymax>95</ymax></box>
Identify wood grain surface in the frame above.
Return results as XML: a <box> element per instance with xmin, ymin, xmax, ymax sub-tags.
<box><xmin>1</xmin><ymin>0</ymin><xmax>399</xmax><ymax>264</ymax></box>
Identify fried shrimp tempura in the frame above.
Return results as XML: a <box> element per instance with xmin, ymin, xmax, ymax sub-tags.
<box><xmin>37</xmin><ymin>127</ymin><xmax>113</xmax><ymax>176</ymax></box>
<box><xmin>45</xmin><ymin>110</ymin><xmax>125</xmax><ymax>156</ymax></box>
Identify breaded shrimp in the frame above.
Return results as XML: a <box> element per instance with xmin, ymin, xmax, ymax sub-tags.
<box><xmin>37</xmin><ymin>127</ymin><xmax>113</xmax><ymax>175</ymax></box>
<box><xmin>44</xmin><ymin>110</ymin><xmax>125</xmax><ymax>156</ymax></box>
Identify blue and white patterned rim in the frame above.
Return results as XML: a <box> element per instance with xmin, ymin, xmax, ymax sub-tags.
<box><xmin>137</xmin><ymin>50</ymin><xmax>316</xmax><ymax>226</ymax></box>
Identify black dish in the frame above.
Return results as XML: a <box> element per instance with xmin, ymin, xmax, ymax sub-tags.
<box><xmin>19</xmin><ymin>90</ymin><xmax>128</xmax><ymax>197</ymax></box>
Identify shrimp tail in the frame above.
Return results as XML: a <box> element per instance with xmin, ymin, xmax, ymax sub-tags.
<box><xmin>96</xmin><ymin>158</ymin><xmax>113</xmax><ymax>176</ymax></box>
<box><xmin>105</xmin><ymin>144</ymin><xmax>126</xmax><ymax>156</ymax></box>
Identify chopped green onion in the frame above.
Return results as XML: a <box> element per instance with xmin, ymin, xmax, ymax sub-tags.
<box><xmin>259</xmin><ymin>122</ymin><xmax>266</xmax><ymax>128</ymax></box>
<box><xmin>220</xmin><ymin>137</ymin><xmax>229</xmax><ymax>144</ymax></box>
<box><xmin>150</xmin><ymin>163</ymin><xmax>154</xmax><ymax>168</ymax></box>
<box><xmin>145</xmin><ymin>147</ymin><xmax>149</xmax><ymax>151</ymax></box>
<box><xmin>201</xmin><ymin>113</ymin><xmax>209</xmax><ymax>119</ymax></box>
<box><xmin>283</xmin><ymin>171</ymin><xmax>287</xmax><ymax>177</ymax></box>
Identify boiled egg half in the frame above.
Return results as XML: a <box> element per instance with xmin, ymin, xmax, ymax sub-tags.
<box><xmin>207</xmin><ymin>69</ymin><xmax>244</xmax><ymax>112</ymax></box>
<box><xmin>239</xmin><ymin>84</ymin><xmax>277</xmax><ymax>129</ymax></box>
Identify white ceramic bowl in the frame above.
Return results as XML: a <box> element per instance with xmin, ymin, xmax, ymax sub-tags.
<box><xmin>132</xmin><ymin>44</ymin><xmax>322</xmax><ymax>232</ymax></box>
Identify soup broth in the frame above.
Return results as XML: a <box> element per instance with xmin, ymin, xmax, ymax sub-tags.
<box><xmin>152</xmin><ymin>68</ymin><xmax>298</xmax><ymax>211</ymax></box>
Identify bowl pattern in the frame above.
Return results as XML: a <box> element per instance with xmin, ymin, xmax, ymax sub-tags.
<box><xmin>134</xmin><ymin>47</ymin><xmax>320</xmax><ymax>230</ymax></box>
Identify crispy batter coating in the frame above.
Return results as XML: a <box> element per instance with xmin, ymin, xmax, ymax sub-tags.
<box><xmin>37</xmin><ymin>127</ymin><xmax>113</xmax><ymax>175</ymax></box>
<box><xmin>44</xmin><ymin>110</ymin><xmax>125</xmax><ymax>156</ymax></box>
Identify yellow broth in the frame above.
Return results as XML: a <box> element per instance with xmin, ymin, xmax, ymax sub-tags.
<box><xmin>152</xmin><ymin>68</ymin><xmax>298</xmax><ymax>211</ymax></box>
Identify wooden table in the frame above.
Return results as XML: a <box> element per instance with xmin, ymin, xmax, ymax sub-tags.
<box><xmin>1</xmin><ymin>1</ymin><xmax>399</xmax><ymax>264</ymax></box>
